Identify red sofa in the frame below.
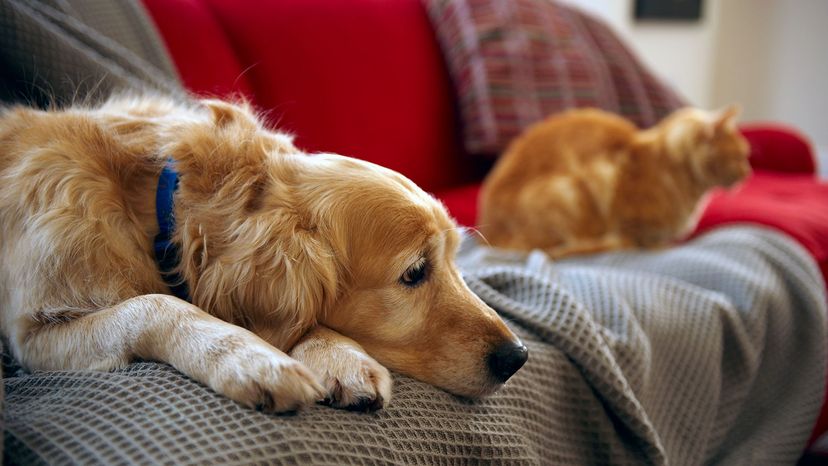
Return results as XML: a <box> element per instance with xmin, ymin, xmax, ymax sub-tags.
<box><xmin>142</xmin><ymin>0</ymin><xmax>828</xmax><ymax>451</ymax></box>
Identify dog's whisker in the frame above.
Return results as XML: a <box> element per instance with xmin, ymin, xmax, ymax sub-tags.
<box><xmin>232</xmin><ymin>62</ymin><xmax>260</xmax><ymax>90</ymax></box>
<box><xmin>459</xmin><ymin>226</ymin><xmax>491</xmax><ymax>246</ymax></box>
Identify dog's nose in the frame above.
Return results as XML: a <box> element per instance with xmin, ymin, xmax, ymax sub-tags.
<box><xmin>487</xmin><ymin>343</ymin><xmax>529</xmax><ymax>382</ymax></box>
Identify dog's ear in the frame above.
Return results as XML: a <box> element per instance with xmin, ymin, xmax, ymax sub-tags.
<box><xmin>202</xmin><ymin>99</ymin><xmax>257</xmax><ymax>129</ymax></box>
<box><xmin>168</xmin><ymin>100</ymin><xmax>271</xmax><ymax>197</ymax></box>
<box><xmin>244</xmin><ymin>175</ymin><xmax>269</xmax><ymax>213</ymax></box>
<box><xmin>274</xmin><ymin>224</ymin><xmax>340</xmax><ymax>318</ymax></box>
<box><xmin>183</xmin><ymin>212</ymin><xmax>339</xmax><ymax>337</ymax></box>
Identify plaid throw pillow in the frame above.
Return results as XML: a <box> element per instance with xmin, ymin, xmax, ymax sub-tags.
<box><xmin>423</xmin><ymin>0</ymin><xmax>685</xmax><ymax>156</ymax></box>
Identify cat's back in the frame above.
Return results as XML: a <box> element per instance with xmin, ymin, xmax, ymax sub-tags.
<box><xmin>483</xmin><ymin>108</ymin><xmax>637</xmax><ymax>193</ymax></box>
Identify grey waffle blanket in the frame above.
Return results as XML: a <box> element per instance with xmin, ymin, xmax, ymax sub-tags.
<box><xmin>4</xmin><ymin>226</ymin><xmax>826</xmax><ymax>465</ymax></box>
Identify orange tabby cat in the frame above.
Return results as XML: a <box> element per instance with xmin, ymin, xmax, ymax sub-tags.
<box><xmin>478</xmin><ymin>106</ymin><xmax>750</xmax><ymax>258</ymax></box>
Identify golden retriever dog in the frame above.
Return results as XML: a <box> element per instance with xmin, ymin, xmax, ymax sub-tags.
<box><xmin>0</xmin><ymin>95</ymin><xmax>528</xmax><ymax>412</ymax></box>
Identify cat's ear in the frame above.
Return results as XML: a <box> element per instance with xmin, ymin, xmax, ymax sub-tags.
<box><xmin>713</xmin><ymin>104</ymin><xmax>741</xmax><ymax>132</ymax></box>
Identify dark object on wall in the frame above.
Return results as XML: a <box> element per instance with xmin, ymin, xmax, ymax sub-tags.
<box><xmin>634</xmin><ymin>0</ymin><xmax>703</xmax><ymax>21</ymax></box>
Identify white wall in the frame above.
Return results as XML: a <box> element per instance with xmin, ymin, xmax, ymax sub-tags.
<box><xmin>567</xmin><ymin>0</ymin><xmax>828</xmax><ymax>172</ymax></box>
<box><xmin>569</xmin><ymin>0</ymin><xmax>719</xmax><ymax>108</ymax></box>
<box><xmin>713</xmin><ymin>0</ymin><xmax>828</xmax><ymax>164</ymax></box>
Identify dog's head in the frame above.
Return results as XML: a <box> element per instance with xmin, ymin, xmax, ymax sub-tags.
<box><xmin>301</xmin><ymin>154</ymin><xmax>528</xmax><ymax>397</ymax></box>
<box><xmin>168</xmin><ymin>99</ymin><xmax>527</xmax><ymax>398</ymax></box>
<box><xmin>658</xmin><ymin>105</ymin><xmax>751</xmax><ymax>188</ymax></box>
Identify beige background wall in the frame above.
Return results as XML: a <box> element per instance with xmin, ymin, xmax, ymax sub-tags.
<box><xmin>567</xmin><ymin>0</ymin><xmax>827</xmax><ymax>174</ymax></box>
<box><xmin>568</xmin><ymin>0</ymin><xmax>719</xmax><ymax>108</ymax></box>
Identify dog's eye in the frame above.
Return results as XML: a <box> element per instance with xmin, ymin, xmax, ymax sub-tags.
<box><xmin>400</xmin><ymin>258</ymin><xmax>428</xmax><ymax>288</ymax></box>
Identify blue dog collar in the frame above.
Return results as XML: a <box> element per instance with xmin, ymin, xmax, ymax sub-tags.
<box><xmin>153</xmin><ymin>159</ymin><xmax>190</xmax><ymax>301</ymax></box>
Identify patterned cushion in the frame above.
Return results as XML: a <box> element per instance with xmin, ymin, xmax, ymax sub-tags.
<box><xmin>423</xmin><ymin>0</ymin><xmax>685</xmax><ymax>155</ymax></box>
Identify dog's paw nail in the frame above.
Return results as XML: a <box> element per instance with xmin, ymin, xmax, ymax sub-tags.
<box><xmin>345</xmin><ymin>394</ymin><xmax>384</xmax><ymax>412</ymax></box>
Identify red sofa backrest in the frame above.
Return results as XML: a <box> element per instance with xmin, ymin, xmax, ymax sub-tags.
<box><xmin>143</xmin><ymin>0</ymin><xmax>479</xmax><ymax>193</ymax></box>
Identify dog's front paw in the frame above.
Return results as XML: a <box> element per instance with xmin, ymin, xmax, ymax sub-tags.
<box><xmin>319</xmin><ymin>350</ymin><xmax>392</xmax><ymax>412</ymax></box>
<box><xmin>208</xmin><ymin>343</ymin><xmax>325</xmax><ymax>413</ymax></box>
<box><xmin>291</xmin><ymin>334</ymin><xmax>392</xmax><ymax>412</ymax></box>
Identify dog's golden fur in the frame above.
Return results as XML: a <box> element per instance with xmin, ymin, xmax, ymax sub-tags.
<box><xmin>479</xmin><ymin>106</ymin><xmax>751</xmax><ymax>258</ymax></box>
<box><xmin>0</xmin><ymin>95</ymin><xmax>524</xmax><ymax>412</ymax></box>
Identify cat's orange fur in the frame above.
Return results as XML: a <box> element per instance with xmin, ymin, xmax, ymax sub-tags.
<box><xmin>479</xmin><ymin>106</ymin><xmax>750</xmax><ymax>258</ymax></box>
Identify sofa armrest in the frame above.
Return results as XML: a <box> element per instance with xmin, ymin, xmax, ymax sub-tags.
<box><xmin>741</xmin><ymin>124</ymin><xmax>817</xmax><ymax>175</ymax></box>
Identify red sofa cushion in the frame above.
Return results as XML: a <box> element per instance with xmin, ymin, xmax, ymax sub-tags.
<box><xmin>437</xmin><ymin>183</ymin><xmax>482</xmax><ymax>228</ymax></box>
<box><xmin>142</xmin><ymin>0</ymin><xmax>255</xmax><ymax>98</ymax></box>
<box><xmin>695</xmin><ymin>172</ymin><xmax>828</xmax><ymax>268</ymax></box>
<box><xmin>740</xmin><ymin>124</ymin><xmax>817</xmax><ymax>175</ymax></box>
<box><xmin>143</xmin><ymin>0</ymin><xmax>481</xmax><ymax>193</ymax></box>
